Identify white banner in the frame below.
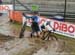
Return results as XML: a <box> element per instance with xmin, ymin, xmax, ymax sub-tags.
<box><xmin>23</xmin><ymin>15</ymin><xmax>75</xmax><ymax>38</ymax></box>
<box><xmin>50</xmin><ymin>19</ymin><xmax>75</xmax><ymax>38</ymax></box>
<box><xmin>0</xmin><ymin>4</ymin><xmax>13</xmax><ymax>13</ymax></box>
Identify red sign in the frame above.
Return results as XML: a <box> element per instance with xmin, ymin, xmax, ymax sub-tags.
<box><xmin>54</xmin><ymin>21</ymin><xmax>75</xmax><ymax>33</ymax></box>
<box><xmin>0</xmin><ymin>6</ymin><xmax>9</xmax><ymax>10</ymax></box>
<box><xmin>0</xmin><ymin>5</ymin><xmax>13</xmax><ymax>13</ymax></box>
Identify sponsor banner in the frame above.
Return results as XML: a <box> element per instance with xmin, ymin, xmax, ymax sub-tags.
<box><xmin>50</xmin><ymin>19</ymin><xmax>75</xmax><ymax>38</ymax></box>
<box><xmin>0</xmin><ymin>4</ymin><xmax>13</xmax><ymax>13</ymax></box>
<box><xmin>23</xmin><ymin>15</ymin><xmax>75</xmax><ymax>38</ymax></box>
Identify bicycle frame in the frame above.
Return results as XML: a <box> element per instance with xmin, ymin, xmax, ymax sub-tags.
<box><xmin>41</xmin><ymin>31</ymin><xmax>57</xmax><ymax>40</ymax></box>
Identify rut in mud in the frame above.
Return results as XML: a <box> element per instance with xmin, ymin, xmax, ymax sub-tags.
<box><xmin>15</xmin><ymin>36</ymin><xmax>67</xmax><ymax>55</ymax></box>
<box><xmin>0</xmin><ymin>31</ymin><xmax>67</xmax><ymax>55</ymax></box>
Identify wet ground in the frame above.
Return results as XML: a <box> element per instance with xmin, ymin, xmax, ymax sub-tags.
<box><xmin>0</xmin><ymin>14</ymin><xmax>75</xmax><ymax>55</ymax></box>
<box><xmin>0</xmin><ymin>14</ymin><xmax>21</xmax><ymax>37</ymax></box>
<box><xmin>0</xmin><ymin>14</ymin><xmax>21</xmax><ymax>48</ymax></box>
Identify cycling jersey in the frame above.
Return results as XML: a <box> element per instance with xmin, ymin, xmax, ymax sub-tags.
<box><xmin>41</xmin><ymin>21</ymin><xmax>53</xmax><ymax>31</ymax></box>
<box><xmin>31</xmin><ymin>16</ymin><xmax>40</xmax><ymax>23</ymax></box>
<box><xmin>24</xmin><ymin>15</ymin><xmax>40</xmax><ymax>23</ymax></box>
<box><xmin>24</xmin><ymin>14</ymin><xmax>40</xmax><ymax>32</ymax></box>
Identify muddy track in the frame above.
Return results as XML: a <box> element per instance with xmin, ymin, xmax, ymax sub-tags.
<box><xmin>0</xmin><ymin>33</ymin><xmax>14</xmax><ymax>42</ymax></box>
<box><xmin>0</xmin><ymin>15</ymin><xmax>68</xmax><ymax>55</ymax></box>
<box><xmin>16</xmin><ymin>35</ymin><xmax>67</xmax><ymax>55</ymax></box>
<box><xmin>28</xmin><ymin>39</ymin><xmax>66</xmax><ymax>55</ymax></box>
<box><xmin>0</xmin><ymin>31</ymin><xmax>68</xmax><ymax>55</ymax></box>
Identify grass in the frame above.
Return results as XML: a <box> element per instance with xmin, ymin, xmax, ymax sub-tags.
<box><xmin>10</xmin><ymin>22</ymin><xmax>22</xmax><ymax>28</ymax></box>
<box><xmin>10</xmin><ymin>22</ymin><xmax>31</xmax><ymax>31</ymax></box>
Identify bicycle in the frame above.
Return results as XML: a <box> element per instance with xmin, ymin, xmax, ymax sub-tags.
<box><xmin>19</xmin><ymin>21</ymin><xmax>27</xmax><ymax>38</ymax></box>
<box><xmin>41</xmin><ymin>30</ymin><xmax>58</xmax><ymax>41</ymax></box>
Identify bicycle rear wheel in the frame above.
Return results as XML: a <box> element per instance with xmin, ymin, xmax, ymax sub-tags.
<box><xmin>19</xmin><ymin>22</ymin><xmax>27</xmax><ymax>38</ymax></box>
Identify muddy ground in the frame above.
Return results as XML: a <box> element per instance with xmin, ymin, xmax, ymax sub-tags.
<box><xmin>0</xmin><ymin>14</ymin><xmax>75</xmax><ymax>55</ymax></box>
<box><xmin>0</xmin><ymin>34</ymin><xmax>67</xmax><ymax>55</ymax></box>
<box><xmin>0</xmin><ymin>34</ymin><xmax>73</xmax><ymax>55</ymax></box>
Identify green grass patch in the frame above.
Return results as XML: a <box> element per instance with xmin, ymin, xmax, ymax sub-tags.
<box><xmin>10</xmin><ymin>22</ymin><xmax>31</xmax><ymax>31</ymax></box>
<box><xmin>10</xmin><ymin>22</ymin><xmax>21</xmax><ymax>28</ymax></box>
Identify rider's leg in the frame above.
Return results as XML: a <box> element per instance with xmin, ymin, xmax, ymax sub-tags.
<box><xmin>34</xmin><ymin>25</ymin><xmax>40</xmax><ymax>38</ymax></box>
<box><xmin>31</xmin><ymin>22</ymin><xmax>36</xmax><ymax>37</ymax></box>
<box><xmin>37</xmin><ymin>31</ymin><xmax>42</xmax><ymax>38</ymax></box>
<box><xmin>31</xmin><ymin>26</ymin><xmax>40</xmax><ymax>38</ymax></box>
<box><xmin>41</xmin><ymin>29</ymin><xmax>47</xmax><ymax>40</ymax></box>
<box><xmin>30</xmin><ymin>31</ymin><xmax>34</xmax><ymax>38</ymax></box>
<box><xmin>34</xmin><ymin>32</ymin><xmax>37</xmax><ymax>37</ymax></box>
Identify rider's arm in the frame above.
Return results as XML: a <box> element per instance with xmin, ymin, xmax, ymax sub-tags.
<box><xmin>24</xmin><ymin>15</ymin><xmax>32</xmax><ymax>19</ymax></box>
<box><xmin>47</xmin><ymin>21</ymin><xmax>55</xmax><ymax>31</ymax></box>
<box><xmin>46</xmin><ymin>22</ymin><xmax>52</xmax><ymax>28</ymax></box>
<box><xmin>22</xmin><ymin>13</ymin><xmax>32</xmax><ymax>19</ymax></box>
<box><xmin>49</xmin><ymin>24</ymin><xmax>55</xmax><ymax>31</ymax></box>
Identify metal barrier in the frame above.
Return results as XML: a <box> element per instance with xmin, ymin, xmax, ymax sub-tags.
<box><xmin>2</xmin><ymin>0</ymin><xmax>75</xmax><ymax>22</ymax></box>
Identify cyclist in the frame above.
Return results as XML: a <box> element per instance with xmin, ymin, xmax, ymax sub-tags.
<box><xmin>23</xmin><ymin>11</ymin><xmax>41</xmax><ymax>38</ymax></box>
<box><xmin>40</xmin><ymin>19</ymin><xmax>55</xmax><ymax>40</ymax></box>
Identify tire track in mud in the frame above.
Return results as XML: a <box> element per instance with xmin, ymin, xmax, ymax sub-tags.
<box><xmin>25</xmin><ymin>30</ymin><xmax>69</xmax><ymax>55</ymax></box>
<box><xmin>0</xmin><ymin>31</ymin><xmax>68</xmax><ymax>55</ymax></box>
<box><xmin>32</xmin><ymin>39</ymin><xmax>67</xmax><ymax>55</ymax></box>
<box><xmin>0</xmin><ymin>15</ymin><xmax>68</xmax><ymax>55</ymax></box>
<box><xmin>19</xmin><ymin>33</ymin><xmax>67</xmax><ymax>55</ymax></box>
<box><xmin>0</xmin><ymin>14</ymin><xmax>66</xmax><ymax>55</ymax></box>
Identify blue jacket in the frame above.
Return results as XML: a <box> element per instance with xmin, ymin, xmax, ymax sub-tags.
<box><xmin>25</xmin><ymin>15</ymin><xmax>40</xmax><ymax>23</ymax></box>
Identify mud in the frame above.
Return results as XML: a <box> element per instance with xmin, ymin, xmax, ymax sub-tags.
<box><xmin>0</xmin><ymin>14</ymin><xmax>71</xmax><ymax>55</ymax></box>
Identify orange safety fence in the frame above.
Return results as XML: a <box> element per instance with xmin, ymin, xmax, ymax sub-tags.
<box><xmin>9</xmin><ymin>11</ymin><xmax>22</xmax><ymax>23</ymax></box>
